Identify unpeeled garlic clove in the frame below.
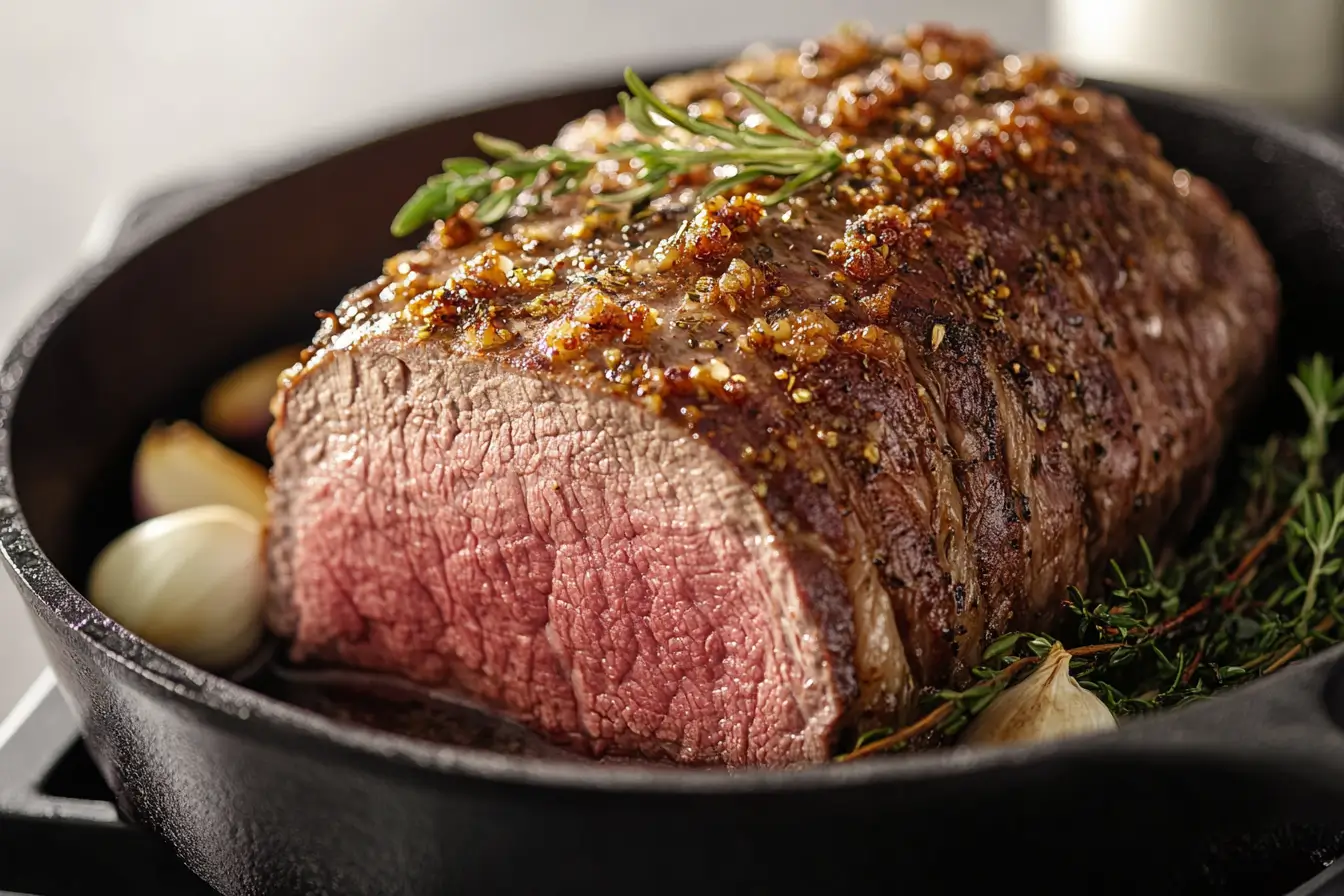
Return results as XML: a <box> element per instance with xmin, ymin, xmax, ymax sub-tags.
<box><xmin>201</xmin><ymin>345</ymin><xmax>303</xmax><ymax>440</ymax></box>
<box><xmin>87</xmin><ymin>504</ymin><xmax>267</xmax><ymax>671</ymax></box>
<box><xmin>132</xmin><ymin>420</ymin><xmax>269</xmax><ymax>522</ymax></box>
<box><xmin>960</xmin><ymin>643</ymin><xmax>1117</xmax><ymax>747</ymax></box>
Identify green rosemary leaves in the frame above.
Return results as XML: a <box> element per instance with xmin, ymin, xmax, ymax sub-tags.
<box><xmin>390</xmin><ymin>69</ymin><xmax>842</xmax><ymax>237</ymax></box>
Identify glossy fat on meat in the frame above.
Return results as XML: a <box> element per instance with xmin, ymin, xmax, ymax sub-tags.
<box><xmin>266</xmin><ymin>25</ymin><xmax>1279</xmax><ymax>765</ymax></box>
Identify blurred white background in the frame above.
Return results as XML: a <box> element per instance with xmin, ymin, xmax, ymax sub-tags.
<box><xmin>0</xmin><ymin>0</ymin><xmax>1339</xmax><ymax>718</ymax></box>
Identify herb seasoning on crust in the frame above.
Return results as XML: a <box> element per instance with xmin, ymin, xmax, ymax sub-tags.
<box><xmin>267</xmin><ymin>24</ymin><xmax>1278</xmax><ymax>766</ymax></box>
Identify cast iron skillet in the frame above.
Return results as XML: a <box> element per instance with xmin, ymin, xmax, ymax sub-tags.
<box><xmin>5</xmin><ymin>71</ymin><xmax>1344</xmax><ymax>896</ymax></box>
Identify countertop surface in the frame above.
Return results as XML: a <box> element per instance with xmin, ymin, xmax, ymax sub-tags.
<box><xmin>0</xmin><ymin>0</ymin><xmax>1051</xmax><ymax>717</ymax></box>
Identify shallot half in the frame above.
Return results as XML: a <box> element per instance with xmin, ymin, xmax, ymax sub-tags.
<box><xmin>87</xmin><ymin>504</ymin><xmax>267</xmax><ymax>670</ymax></box>
<box><xmin>960</xmin><ymin>643</ymin><xmax>1117</xmax><ymax>747</ymax></box>
<box><xmin>201</xmin><ymin>345</ymin><xmax>302</xmax><ymax>440</ymax></box>
<box><xmin>132</xmin><ymin>420</ymin><xmax>268</xmax><ymax>522</ymax></box>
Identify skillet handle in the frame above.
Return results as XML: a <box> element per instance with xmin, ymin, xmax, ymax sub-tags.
<box><xmin>81</xmin><ymin>176</ymin><xmax>246</xmax><ymax>261</ymax></box>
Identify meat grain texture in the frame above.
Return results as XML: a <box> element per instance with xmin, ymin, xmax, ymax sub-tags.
<box><xmin>267</xmin><ymin>26</ymin><xmax>1279</xmax><ymax>766</ymax></box>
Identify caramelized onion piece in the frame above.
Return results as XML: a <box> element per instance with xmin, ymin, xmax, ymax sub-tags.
<box><xmin>201</xmin><ymin>345</ymin><xmax>303</xmax><ymax>440</ymax></box>
<box><xmin>132</xmin><ymin>421</ymin><xmax>268</xmax><ymax>522</ymax></box>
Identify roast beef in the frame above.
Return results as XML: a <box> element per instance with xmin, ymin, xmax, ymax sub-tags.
<box><xmin>266</xmin><ymin>25</ymin><xmax>1279</xmax><ymax>766</ymax></box>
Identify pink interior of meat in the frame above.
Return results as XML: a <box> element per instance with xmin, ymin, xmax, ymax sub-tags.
<box><xmin>270</xmin><ymin>346</ymin><xmax>831</xmax><ymax>764</ymax></box>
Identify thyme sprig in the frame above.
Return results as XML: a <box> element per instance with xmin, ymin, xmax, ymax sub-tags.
<box><xmin>1291</xmin><ymin>354</ymin><xmax>1344</xmax><ymax>496</ymax></box>
<box><xmin>840</xmin><ymin>354</ymin><xmax>1344</xmax><ymax>761</ymax></box>
<box><xmin>390</xmin><ymin>69</ymin><xmax>844</xmax><ymax>237</ymax></box>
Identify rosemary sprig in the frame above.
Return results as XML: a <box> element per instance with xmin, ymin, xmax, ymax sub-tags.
<box><xmin>839</xmin><ymin>354</ymin><xmax>1344</xmax><ymax>761</ymax></box>
<box><xmin>390</xmin><ymin>69</ymin><xmax>844</xmax><ymax>237</ymax></box>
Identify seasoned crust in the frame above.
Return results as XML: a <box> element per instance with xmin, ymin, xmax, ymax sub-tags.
<box><xmin>270</xmin><ymin>24</ymin><xmax>1278</xmax><ymax>757</ymax></box>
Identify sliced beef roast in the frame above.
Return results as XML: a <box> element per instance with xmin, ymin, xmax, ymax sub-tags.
<box><xmin>267</xmin><ymin>26</ymin><xmax>1279</xmax><ymax>766</ymax></box>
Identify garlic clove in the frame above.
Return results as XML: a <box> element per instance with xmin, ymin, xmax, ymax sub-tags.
<box><xmin>88</xmin><ymin>504</ymin><xmax>267</xmax><ymax>671</ymax></box>
<box><xmin>201</xmin><ymin>345</ymin><xmax>303</xmax><ymax>441</ymax></box>
<box><xmin>960</xmin><ymin>643</ymin><xmax>1117</xmax><ymax>747</ymax></box>
<box><xmin>132</xmin><ymin>420</ymin><xmax>269</xmax><ymax>522</ymax></box>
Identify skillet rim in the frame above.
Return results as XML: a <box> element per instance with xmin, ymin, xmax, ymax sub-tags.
<box><xmin>4</xmin><ymin>72</ymin><xmax>1344</xmax><ymax>794</ymax></box>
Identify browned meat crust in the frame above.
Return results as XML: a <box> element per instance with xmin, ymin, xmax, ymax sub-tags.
<box><xmin>268</xmin><ymin>24</ymin><xmax>1278</xmax><ymax>761</ymax></box>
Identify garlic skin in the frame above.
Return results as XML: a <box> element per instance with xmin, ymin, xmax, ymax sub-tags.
<box><xmin>87</xmin><ymin>505</ymin><xmax>267</xmax><ymax>671</ymax></box>
<box><xmin>132</xmin><ymin>420</ymin><xmax>269</xmax><ymax>522</ymax></box>
<box><xmin>201</xmin><ymin>345</ymin><xmax>302</xmax><ymax>440</ymax></box>
<box><xmin>960</xmin><ymin>643</ymin><xmax>1117</xmax><ymax>747</ymax></box>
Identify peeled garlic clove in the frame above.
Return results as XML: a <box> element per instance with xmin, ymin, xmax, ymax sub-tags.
<box><xmin>201</xmin><ymin>345</ymin><xmax>303</xmax><ymax>440</ymax></box>
<box><xmin>133</xmin><ymin>420</ymin><xmax>269</xmax><ymax>522</ymax></box>
<box><xmin>960</xmin><ymin>643</ymin><xmax>1116</xmax><ymax>747</ymax></box>
<box><xmin>88</xmin><ymin>504</ymin><xmax>266</xmax><ymax>671</ymax></box>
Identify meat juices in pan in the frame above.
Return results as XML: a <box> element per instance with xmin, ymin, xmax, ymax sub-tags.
<box><xmin>266</xmin><ymin>26</ymin><xmax>1278</xmax><ymax>766</ymax></box>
